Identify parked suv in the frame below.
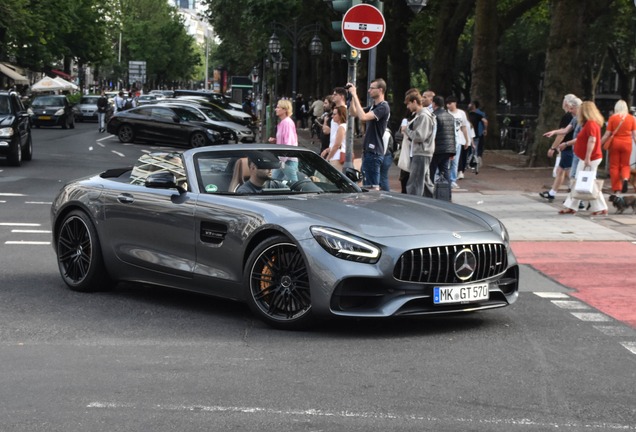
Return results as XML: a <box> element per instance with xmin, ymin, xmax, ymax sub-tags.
<box><xmin>0</xmin><ymin>91</ymin><xmax>33</xmax><ymax>166</ymax></box>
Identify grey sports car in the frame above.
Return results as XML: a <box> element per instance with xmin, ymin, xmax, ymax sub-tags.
<box><xmin>50</xmin><ymin>144</ymin><xmax>519</xmax><ymax>329</ymax></box>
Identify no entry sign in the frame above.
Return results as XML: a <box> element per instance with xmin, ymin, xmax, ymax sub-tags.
<box><xmin>342</xmin><ymin>4</ymin><xmax>386</xmax><ymax>51</ymax></box>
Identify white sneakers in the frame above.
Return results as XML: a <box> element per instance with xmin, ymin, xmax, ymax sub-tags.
<box><xmin>457</xmin><ymin>172</ymin><xmax>464</xmax><ymax>180</ymax></box>
<box><xmin>451</xmin><ymin>182</ymin><xmax>460</xmax><ymax>189</ymax></box>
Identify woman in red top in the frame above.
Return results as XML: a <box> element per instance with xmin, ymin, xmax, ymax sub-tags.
<box><xmin>601</xmin><ymin>100</ymin><xmax>636</xmax><ymax>194</ymax></box>
<box><xmin>560</xmin><ymin>101</ymin><xmax>608</xmax><ymax>215</ymax></box>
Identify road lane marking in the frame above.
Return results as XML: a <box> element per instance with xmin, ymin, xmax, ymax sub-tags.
<box><xmin>550</xmin><ymin>300</ymin><xmax>591</xmax><ymax>310</ymax></box>
<box><xmin>25</xmin><ymin>201</ymin><xmax>53</xmax><ymax>205</ymax></box>
<box><xmin>0</xmin><ymin>193</ymin><xmax>26</xmax><ymax>196</ymax></box>
<box><xmin>141</xmin><ymin>150</ymin><xmax>151</xmax><ymax>154</ymax></box>
<box><xmin>111</xmin><ymin>150</ymin><xmax>125</xmax><ymax>157</ymax></box>
<box><xmin>5</xmin><ymin>241</ymin><xmax>50</xmax><ymax>245</ymax></box>
<box><xmin>620</xmin><ymin>342</ymin><xmax>636</xmax><ymax>355</ymax></box>
<box><xmin>85</xmin><ymin>401</ymin><xmax>636</xmax><ymax>430</ymax></box>
<box><xmin>533</xmin><ymin>292</ymin><xmax>570</xmax><ymax>299</ymax></box>
<box><xmin>571</xmin><ymin>312</ymin><xmax>612</xmax><ymax>322</ymax></box>
<box><xmin>11</xmin><ymin>230</ymin><xmax>51</xmax><ymax>233</ymax></box>
<box><xmin>593</xmin><ymin>326</ymin><xmax>636</xmax><ymax>337</ymax></box>
<box><xmin>0</xmin><ymin>201</ymin><xmax>5</xmax><ymax>203</ymax></box>
<box><xmin>97</xmin><ymin>136</ymin><xmax>115</xmax><ymax>142</ymax></box>
<box><xmin>0</xmin><ymin>223</ymin><xmax>41</xmax><ymax>226</ymax></box>
<box><xmin>97</xmin><ymin>142</ymin><xmax>105</xmax><ymax>147</ymax></box>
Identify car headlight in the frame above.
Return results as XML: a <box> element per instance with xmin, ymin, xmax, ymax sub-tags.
<box><xmin>499</xmin><ymin>221</ymin><xmax>510</xmax><ymax>248</ymax></box>
<box><xmin>54</xmin><ymin>108</ymin><xmax>65</xmax><ymax>116</ymax></box>
<box><xmin>311</xmin><ymin>226</ymin><xmax>381</xmax><ymax>264</ymax></box>
<box><xmin>27</xmin><ymin>108</ymin><xmax>34</xmax><ymax>115</ymax></box>
<box><xmin>206</xmin><ymin>129</ymin><xmax>221</xmax><ymax>136</ymax></box>
<box><xmin>238</xmin><ymin>129</ymin><xmax>252</xmax><ymax>136</ymax></box>
<box><xmin>0</xmin><ymin>128</ymin><xmax>14</xmax><ymax>137</ymax></box>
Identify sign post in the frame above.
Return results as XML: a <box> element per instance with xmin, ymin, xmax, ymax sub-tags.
<box><xmin>340</xmin><ymin>4</ymin><xmax>386</xmax><ymax>170</ymax></box>
<box><xmin>128</xmin><ymin>61</ymin><xmax>146</xmax><ymax>88</ymax></box>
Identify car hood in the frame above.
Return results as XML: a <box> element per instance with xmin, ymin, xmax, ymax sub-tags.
<box><xmin>77</xmin><ymin>104</ymin><xmax>98</xmax><ymax>109</ymax></box>
<box><xmin>254</xmin><ymin>192</ymin><xmax>494</xmax><ymax>238</ymax></box>
<box><xmin>32</xmin><ymin>106</ymin><xmax>63</xmax><ymax>112</ymax></box>
<box><xmin>0</xmin><ymin>115</ymin><xmax>14</xmax><ymax>125</ymax></box>
<box><xmin>214</xmin><ymin>120</ymin><xmax>252</xmax><ymax>133</ymax></box>
<box><xmin>189</xmin><ymin>120</ymin><xmax>232</xmax><ymax>133</ymax></box>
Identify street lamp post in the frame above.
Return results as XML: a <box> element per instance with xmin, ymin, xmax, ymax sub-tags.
<box><xmin>270</xmin><ymin>20</ymin><xmax>322</xmax><ymax>100</ymax></box>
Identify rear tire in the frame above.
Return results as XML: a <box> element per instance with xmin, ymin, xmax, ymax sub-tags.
<box><xmin>56</xmin><ymin>210</ymin><xmax>115</xmax><ymax>292</ymax></box>
<box><xmin>118</xmin><ymin>124</ymin><xmax>134</xmax><ymax>143</ymax></box>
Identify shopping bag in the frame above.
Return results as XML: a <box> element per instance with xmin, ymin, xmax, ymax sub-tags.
<box><xmin>553</xmin><ymin>155</ymin><xmax>561</xmax><ymax>178</ymax></box>
<box><xmin>397</xmin><ymin>136</ymin><xmax>411</xmax><ymax>172</ymax></box>
<box><xmin>572</xmin><ymin>167</ymin><xmax>598</xmax><ymax>200</ymax></box>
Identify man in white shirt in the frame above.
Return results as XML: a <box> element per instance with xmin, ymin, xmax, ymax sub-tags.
<box><xmin>446</xmin><ymin>95</ymin><xmax>470</xmax><ymax>188</ymax></box>
<box><xmin>113</xmin><ymin>91</ymin><xmax>126</xmax><ymax>113</ymax></box>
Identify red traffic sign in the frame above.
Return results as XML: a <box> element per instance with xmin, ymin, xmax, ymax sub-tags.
<box><xmin>342</xmin><ymin>4</ymin><xmax>386</xmax><ymax>51</ymax></box>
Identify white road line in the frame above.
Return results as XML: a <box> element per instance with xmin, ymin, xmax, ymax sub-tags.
<box><xmin>5</xmin><ymin>241</ymin><xmax>50</xmax><ymax>245</ymax></box>
<box><xmin>571</xmin><ymin>312</ymin><xmax>612</xmax><ymax>322</ymax></box>
<box><xmin>97</xmin><ymin>142</ymin><xmax>105</xmax><ymax>147</ymax></box>
<box><xmin>141</xmin><ymin>149</ymin><xmax>151</xmax><ymax>154</ymax></box>
<box><xmin>11</xmin><ymin>230</ymin><xmax>51</xmax><ymax>233</ymax></box>
<box><xmin>97</xmin><ymin>135</ymin><xmax>115</xmax><ymax>142</ymax></box>
<box><xmin>550</xmin><ymin>300</ymin><xmax>591</xmax><ymax>310</ymax></box>
<box><xmin>0</xmin><ymin>223</ymin><xmax>41</xmax><ymax>226</ymax></box>
<box><xmin>85</xmin><ymin>401</ymin><xmax>636</xmax><ymax>430</ymax></box>
<box><xmin>533</xmin><ymin>292</ymin><xmax>570</xmax><ymax>299</ymax></box>
<box><xmin>0</xmin><ymin>201</ymin><xmax>5</xmax><ymax>203</ymax></box>
<box><xmin>0</xmin><ymin>193</ymin><xmax>26</xmax><ymax>197</ymax></box>
<box><xmin>25</xmin><ymin>201</ymin><xmax>53</xmax><ymax>205</ymax></box>
<box><xmin>593</xmin><ymin>326</ymin><xmax>636</xmax><ymax>337</ymax></box>
<box><xmin>620</xmin><ymin>342</ymin><xmax>636</xmax><ymax>355</ymax></box>
<box><xmin>111</xmin><ymin>150</ymin><xmax>125</xmax><ymax>157</ymax></box>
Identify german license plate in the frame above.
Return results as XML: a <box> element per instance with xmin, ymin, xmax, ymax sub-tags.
<box><xmin>39</xmin><ymin>116</ymin><xmax>51</xmax><ymax>120</ymax></box>
<box><xmin>434</xmin><ymin>283</ymin><xmax>489</xmax><ymax>305</ymax></box>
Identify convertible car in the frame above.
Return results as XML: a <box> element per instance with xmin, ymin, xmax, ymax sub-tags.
<box><xmin>50</xmin><ymin>145</ymin><xmax>519</xmax><ymax>329</ymax></box>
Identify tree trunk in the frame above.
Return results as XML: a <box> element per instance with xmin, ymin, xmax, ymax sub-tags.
<box><xmin>607</xmin><ymin>46</ymin><xmax>632</xmax><ymax>103</ymax></box>
<box><xmin>471</xmin><ymin>0</ymin><xmax>500</xmax><ymax>149</ymax></box>
<box><xmin>429</xmin><ymin>0</ymin><xmax>475</xmax><ymax>97</ymax></box>
<box><xmin>531</xmin><ymin>0</ymin><xmax>614</xmax><ymax>166</ymax></box>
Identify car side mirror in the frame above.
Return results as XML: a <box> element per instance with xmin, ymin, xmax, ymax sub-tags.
<box><xmin>344</xmin><ymin>167</ymin><xmax>362</xmax><ymax>183</ymax></box>
<box><xmin>146</xmin><ymin>171</ymin><xmax>186</xmax><ymax>194</ymax></box>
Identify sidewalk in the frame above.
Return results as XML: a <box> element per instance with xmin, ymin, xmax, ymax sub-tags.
<box><xmin>296</xmin><ymin>129</ymin><xmax>636</xmax><ymax>242</ymax></box>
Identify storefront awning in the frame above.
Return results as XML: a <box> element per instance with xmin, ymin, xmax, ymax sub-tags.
<box><xmin>51</xmin><ymin>69</ymin><xmax>73</xmax><ymax>80</ymax></box>
<box><xmin>0</xmin><ymin>63</ymin><xmax>29</xmax><ymax>85</ymax></box>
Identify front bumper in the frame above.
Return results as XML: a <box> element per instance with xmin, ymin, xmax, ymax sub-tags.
<box><xmin>31</xmin><ymin>115</ymin><xmax>65</xmax><ymax>126</ymax></box>
<box><xmin>298</xmin><ymin>232</ymin><xmax>519</xmax><ymax>319</ymax></box>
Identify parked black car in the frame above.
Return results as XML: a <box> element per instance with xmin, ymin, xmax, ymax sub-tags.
<box><xmin>0</xmin><ymin>91</ymin><xmax>33</xmax><ymax>166</ymax></box>
<box><xmin>157</xmin><ymin>98</ymin><xmax>256</xmax><ymax>142</ymax></box>
<box><xmin>30</xmin><ymin>95</ymin><xmax>75</xmax><ymax>129</ymax></box>
<box><xmin>106</xmin><ymin>103</ymin><xmax>233</xmax><ymax>147</ymax></box>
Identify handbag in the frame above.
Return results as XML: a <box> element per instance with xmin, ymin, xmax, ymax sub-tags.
<box><xmin>572</xmin><ymin>167</ymin><xmax>599</xmax><ymax>200</ymax></box>
<box><xmin>602</xmin><ymin>116</ymin><xmax>627</xmax><ymax>151</ymax></box>
<box><xmin>397</xmin><ymin>136</ymin><xmax>412</xmax><ymax>172</ymax></box>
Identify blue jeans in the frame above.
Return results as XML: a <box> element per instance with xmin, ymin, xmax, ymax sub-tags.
<box><xmin>380</xmin><ymin>153</ymin><xmax>393</xmax><ymax>191</ymax></box>
<box><xmin>361</xmin><ymin>153</ymin><xmax>383</xmax><ymax>188</ymax></box>
<box><xmin>273</xmin><ymin>160</ymin><xmax>298</xmax><ymax>182</ymax></box>
<box><xmin>450</xmin><ymin>142</ymin><xmax>461</xmax><ymax>182</ymax></box>
<box><xmin>570</xmin><ymin>154</ymin><xmax>580</xmax><ymax>179</ymax></box>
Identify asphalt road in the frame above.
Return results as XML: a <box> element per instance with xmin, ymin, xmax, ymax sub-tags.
<box><xmin>1</xmin><ymin>123</ymin><xmax>635</xmax><ymax>431</ymax></box>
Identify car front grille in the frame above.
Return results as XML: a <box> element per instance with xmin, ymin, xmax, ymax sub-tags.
<box><xmin>393</xmin><ymin>243</ymin><xmax>507</xmax><ymax>284</ymax></box>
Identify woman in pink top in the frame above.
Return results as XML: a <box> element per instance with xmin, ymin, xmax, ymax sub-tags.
<box><xmin>269</xmin><ymin>99</ymin><xmax>299</xmax><ymax>181</ymax></box>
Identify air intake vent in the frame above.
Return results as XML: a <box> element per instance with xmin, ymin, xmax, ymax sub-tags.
<box><xmin>200</xmin><ymin>221</ymin><xmax>227</xmax><ymax>245</ymax></box>
<box><xmin>393</xmin><ymin>243</ymin><xmax>507</xmax><ymax>284</ymax></box>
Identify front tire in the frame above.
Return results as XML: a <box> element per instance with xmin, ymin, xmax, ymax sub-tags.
<box><xmin>245</xmin><ymin>236</ymin><xmax>313</xmax><ymax>330</ymax></box>
<box><xmin>190</xmin><ymin>132</ymin><xmax>207</xmax><ymax>148</ymax></box>
<box><xmin>56</xmin><ymin>210</ymin><xmax>115</xmax><ymax>292</ymax></box>
<box><xmin>22</xmin><ymin>133</ymin><xmax>33</xmax><ymax>161</ymax></box>
<box><xmin>118</xmin><ymin>124</ymin><xmax>134</xmax><ymax>143</ymax></box>
<box><xmin>7</xmin><ymin>141</ymin><xmax>22</xmax><ymax>167</ymax></box>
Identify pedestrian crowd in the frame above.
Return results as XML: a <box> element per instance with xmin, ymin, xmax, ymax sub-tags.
<box><xmin>541</xmin><ymin>96</ymin><xmax>636</xmax><ymax>216</ymax></box>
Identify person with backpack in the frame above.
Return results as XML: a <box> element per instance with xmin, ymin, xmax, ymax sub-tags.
<box><xmin>113</xmin><ymin>91</ymin><xmax>126</xmax><ymax>113</ymax></box>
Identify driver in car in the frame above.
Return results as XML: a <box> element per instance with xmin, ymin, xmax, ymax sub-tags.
<box><xmin>237</xmin><ymin>153</ymin><xmax>288</xmax><ymax>194</ymax></box>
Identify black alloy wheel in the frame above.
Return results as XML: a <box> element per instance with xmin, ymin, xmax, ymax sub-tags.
<box><xmin>118</xmin><ymin>124</ymin><xmax>134</xmax><ymax>143</ymax></box>
<box><xmin>22</xmin><ymin>133</ymin><xmax>33</xmax><ymax>161</ymax></box>
<box><xmin>246</xmin><ymin>236</ymin><xmax>313</xmax><ymax>329</ymax></box>
<box><xmin>56</xmin><ymin>210</ymin><xmax>114</xmax><ymax>292</ymax></box>
<box><xmin>190</xmin><ymin>132</ymin><xmax>207</xmax><ymax>148</ymax></box>
<box><xmin>7</xmin><ymin>141</ymin><xmax>22</xmax><ymax>166</ymax></box>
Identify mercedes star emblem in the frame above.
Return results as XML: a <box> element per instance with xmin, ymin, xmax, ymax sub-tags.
<box><xmin>454</xmin><ymin>248</ymin><xmax>477</xmax><ymax>281</ymax></box>
<box><xmin>452</xmin><ymin>232</ymin><xmax>461</xmax><ymax>239</ymax></box>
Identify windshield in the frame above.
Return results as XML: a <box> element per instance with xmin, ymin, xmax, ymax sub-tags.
<box><xmin>79</xmin><ymin>97</ymin><xmax>100</xmax><ymax>105</ymax></box>
<box><xmin>200</xmin><ymin>107</ymin><xmax>234</xmax><ymax>122</ymax></box>
<box><xmin>195</xmin><ymin>149</ymin><xmax>360</xmax><ymax>195</ymax></box>
<box><xmin>172</xmin><ymin>106</ymin><xmax>206</xmax><ymax>122</ymax></box>
<box><xmin>0</xmin><ymin>96</ymin><xmax>10</xmax><ymax>115</ymax></box>
<box><xmin>33</xmin><ymin>97</ymin><xmax>64</xmax><ymax>107</ymax></box>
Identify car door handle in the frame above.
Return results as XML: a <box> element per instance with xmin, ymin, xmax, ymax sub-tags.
<box><xmin>117</xmin><ymin>193</ymin><xmax>134</xmax><ymax>204</ymax></box>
